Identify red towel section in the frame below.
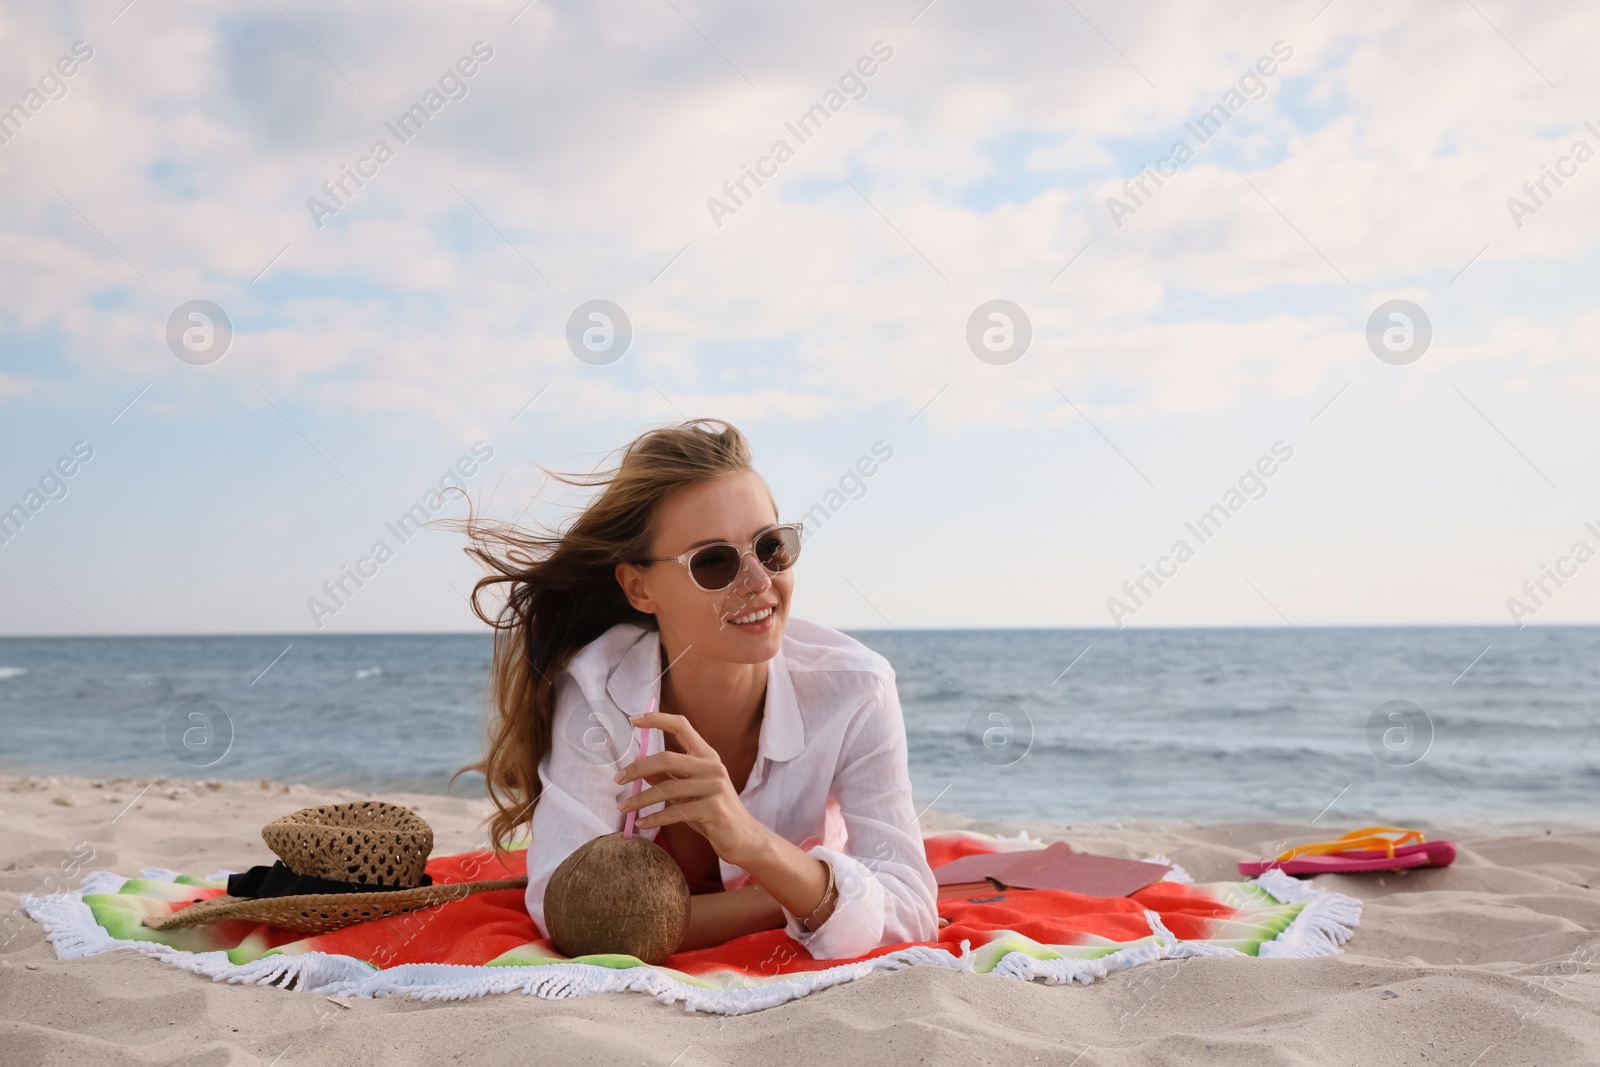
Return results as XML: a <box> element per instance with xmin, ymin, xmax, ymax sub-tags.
<box><xmin>316</xmin><ymin>847</ymin><xmax>532</xmax><ymax>968</ymax></box>
<box><xmin>126</xmin><ymin>840</ymin><xmax>1231</xmax><ymax>976</ymax></box>
<box><xmin>270</xmin><ymin>841</ymin><xmax>1236</xmax><ymax>977</ymax></box>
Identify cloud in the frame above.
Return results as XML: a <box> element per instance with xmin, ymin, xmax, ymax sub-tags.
<box><xmin>0</xmin><ymin>371</ymin><xmax>42</xmax><ymax>403</ymax></box>
<box><xmin>0</xmin><ymin>5</ymin><xmax>1590</xmax><ymax>427</ymax></box>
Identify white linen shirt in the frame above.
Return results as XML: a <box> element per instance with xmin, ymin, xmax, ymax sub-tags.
<box><xmin>523</xmin><ymin>617</ymin><xmax>938</xmax><ymax>960</ymax></box>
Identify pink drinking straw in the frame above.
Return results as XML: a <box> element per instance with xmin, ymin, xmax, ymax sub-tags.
<box><xmin>622</xmin><ymin>698</ymin><xmax>654</xmax><ymax>839</ymax></box>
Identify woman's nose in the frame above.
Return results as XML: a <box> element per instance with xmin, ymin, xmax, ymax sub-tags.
<box><xmin>735</xmin><ymin>551</ymin><xmax>772</xmax><ymax>593</ymax></box>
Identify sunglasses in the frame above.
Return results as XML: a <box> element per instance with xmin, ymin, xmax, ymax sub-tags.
<box><xmin>645</xmin><ymin>523</ymin><xmax>803</xmax><ymax>592</ymax></box>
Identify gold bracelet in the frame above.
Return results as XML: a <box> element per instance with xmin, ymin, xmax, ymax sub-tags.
<box><xmin>800</xmin><ymin>860</ymin><xmax>836</xmax><ymax>932</ymax></box>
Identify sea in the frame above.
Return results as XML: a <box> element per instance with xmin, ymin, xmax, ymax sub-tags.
<box><xmin>1</xmin><ymin>627</ymin><xmax>1595</xmax><ymax>827</ymax></box>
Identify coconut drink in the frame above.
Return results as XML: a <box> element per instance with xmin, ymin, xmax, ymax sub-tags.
<box><xmin>542</xmin><ymin>831</ymin><xmax>690</xmax><ymax>964</ymax></box>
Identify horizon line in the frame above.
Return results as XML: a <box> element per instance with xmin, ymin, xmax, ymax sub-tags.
<box><xmin>0</xmin><ymin>621</ymin><xmax>1590</xmax><ymax>640</ymax></box>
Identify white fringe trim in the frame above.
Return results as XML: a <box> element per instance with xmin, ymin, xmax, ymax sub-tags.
<box><xmin>1144</xmin><ymin>855</ymin><xmax>1194</xmax><ymax>885</ymax></box>
<box><xmin>19</xmin><ymin>864</ymin><xmax>1361</xmax><ymax>1015</ymax></box>
<box><xmin>986</xmin><ymin>911</ymin><xmax>1176</xmax><ymax>985</ymax></box>
<box><xmin>1249</xmin><ymin>868</ymin><xmax>1363</xmax><ymax>959</ymax></box>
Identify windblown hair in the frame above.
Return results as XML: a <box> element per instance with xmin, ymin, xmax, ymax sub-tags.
<box><xmin>456</xmin><ymin>420</ymin><xmax>755</xmax><ymax>851</ymax></box>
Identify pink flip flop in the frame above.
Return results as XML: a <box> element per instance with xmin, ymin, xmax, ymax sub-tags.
<box><xmin>1239</xmin><ymin>827</ymin><xmax>1457</xmax><ymax>877</ymax></box>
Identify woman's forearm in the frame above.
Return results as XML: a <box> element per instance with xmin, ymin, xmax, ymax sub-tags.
<box><xmin>680</xmin><ymin>829</ymin><xmax>836</xmax><ymax>950</ymax></box>
<box><xmin>681</xmin><ymin>886</ymin><xmax>785</xmax><ymax>950</ymax></box>
<box><xmin>729</xmin><ymin>825</ymin><xmax>835</xmax><ymax>929</ymax></box>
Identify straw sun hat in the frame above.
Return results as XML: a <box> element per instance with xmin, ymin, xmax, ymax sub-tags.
<box><xmin>142</xmin><ymin>801</ymin><xmax>525</xmax><ymax>935</ymax></box>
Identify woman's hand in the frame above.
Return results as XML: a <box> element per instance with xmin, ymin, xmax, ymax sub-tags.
<box><xmin>614</xmin><ymin>711</ymin><xmax>771</xmax><ymax>868</ymax></box>
<box><xmin>617</xmin><ymin>711</ymin><xmax>837</xmax><ymax>937</ymax></box>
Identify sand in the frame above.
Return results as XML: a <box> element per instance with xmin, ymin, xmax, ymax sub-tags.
<box><xmin>2</xmin><ymin>772</ymin><xmax>1596</xmax><ymax>1067</ymax></box>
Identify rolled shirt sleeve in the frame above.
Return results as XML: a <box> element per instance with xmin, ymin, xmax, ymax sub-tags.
<box><xmin>779</xmin><ymin>676</ymin><xmax>938</xmax><ymax>959</ymax></box>
<box><xmin>524</xmin><ymin>676</ymin><xmax>663</xmax><ymax>937</ymax></box>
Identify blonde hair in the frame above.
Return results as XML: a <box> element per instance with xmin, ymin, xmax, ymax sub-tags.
<box><xmin>456</xmin><ymin>420</ymin><xmax>755</xmax><ymax>850</ymax></box>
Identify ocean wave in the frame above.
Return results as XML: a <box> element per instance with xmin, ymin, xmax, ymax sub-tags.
<box><xmin>0</xmin><ymin>667</ymin><xmax>26</xmax><ymax>680</ymax></box>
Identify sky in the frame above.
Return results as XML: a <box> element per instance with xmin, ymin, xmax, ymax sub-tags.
<box><xmin>2</xmin><ymin>0</ymin><xmax>1599</xmax><ymax>636</ymax></box>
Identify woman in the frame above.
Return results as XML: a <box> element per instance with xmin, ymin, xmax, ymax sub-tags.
<box><xmin>462</xmin><ymin>420</ymin><xmax>936</xmax><ymax>959</ymax></box>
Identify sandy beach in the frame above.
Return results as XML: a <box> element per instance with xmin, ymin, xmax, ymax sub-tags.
<box><xmin>2</xmin><ymin>772</ymin><xmax>1596</xmax><ymax>1067</ymax></box>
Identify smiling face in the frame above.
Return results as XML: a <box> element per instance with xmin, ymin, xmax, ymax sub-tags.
<box><xmin>614</xmin><ymin>469</ymin><xmax>792</xmax><ymax>665</ymax></box>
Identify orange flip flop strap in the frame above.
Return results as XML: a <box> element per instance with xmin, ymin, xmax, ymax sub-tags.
<box><xmin>1272</xmin><ymin>826</ymin><xmax>1425</xmax><ymax>863</ymax></box>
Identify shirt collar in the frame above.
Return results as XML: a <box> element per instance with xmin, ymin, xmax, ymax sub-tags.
<box><xmin>599</xmin><ymin>626</ymin><xmax>806</xmax><ymax>763</ymax></box>
<box><xmin>602</xmin><ymin>626</ymin><xmax>661</xmax><ymax>719</ymax></box>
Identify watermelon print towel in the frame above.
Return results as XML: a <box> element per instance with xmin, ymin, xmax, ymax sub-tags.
<box><xmin>23</xmin><ymin>832</ymin><xmax>1360</xmax><ymax>1015</ymax></box>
